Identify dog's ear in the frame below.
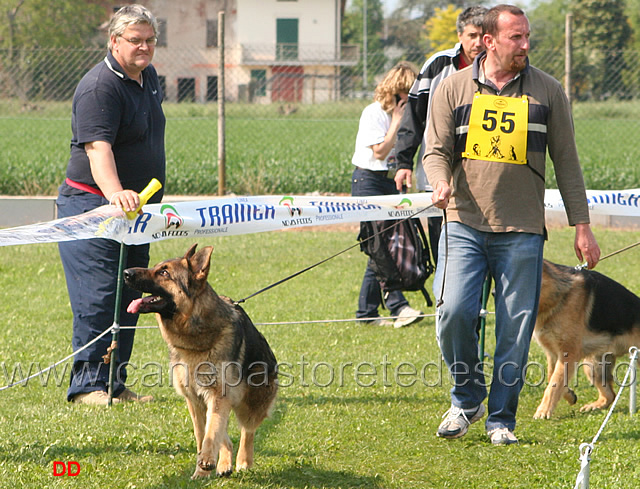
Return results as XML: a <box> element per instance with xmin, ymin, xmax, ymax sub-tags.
<box><xmin>189</xmin><ymin>245</ymin><xmax>214</xmax><ymax>282</ymax></box>
<box><xmin>185</xmin><ymin>243</ymin><xmax>198</xmax><ymax>260</ymax></box>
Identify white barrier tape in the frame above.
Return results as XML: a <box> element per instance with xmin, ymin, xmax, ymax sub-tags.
<box><xmin>2</xmin><ymin>189</ymin><xmax>640</xmax><ymax>248</ymax></box>
<box><xmin>545</xmin><ymin>188</ymin><xmax>640</xmax><ymax>217</ymax></box>
<box><xmin>0</xmin><ymin>205</ymin><xmax>128</xmax><ymax>247</ymax></box>
<box><xmin>0</xmin><ymin>193</ymin><xmax>441</xmax><ymax>247</ymax></box>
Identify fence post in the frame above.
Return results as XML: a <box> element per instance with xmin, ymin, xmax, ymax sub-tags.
<box><xmin>565</xmin><ymin>13</ymin><xmax>572</xmax><ymax>105</ymax></box>
<box><xmin>362</xmin><ymin>0</ymin><xmax>368</xmax><ymax>95</ymax></box>
<box><xmin>217</xmin><ymin>10</ymin><xmax>226</xmax><ymax>196</ymax></box>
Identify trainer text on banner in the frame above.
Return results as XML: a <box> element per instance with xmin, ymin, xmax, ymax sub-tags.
<box><xmin>3</xmin><ymin>189</ymin><xmax>639</xmax><ymax>248</ymax></box>
<box><xmin>0</xmin><ymin>194</ymin><xmax>441</xmax><ymax>247</ymax></box>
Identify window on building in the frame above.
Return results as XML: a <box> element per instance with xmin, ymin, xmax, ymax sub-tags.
<box><xmin>178</xmin><ymin>78</ymin><xmax>195</xmax><ymax>103</ymax></box>
<box><xmin>207</xmin><ymin>76</ymin><xmax>218</xmax><ymax>101</ymax></box>
<box><xmin>250</xmin><ymin>70</ymin><xmax>267</xmax><ymax>97</ymax></box>
<box><xmin>206</xmin><ymin>19</ymin><xmax>218</xmax><ymax>48</ymax></box>
<box><xmin>156</xmin><ymin>18</ymin><xmax>167</xmax><ymax>47</ymax></box>
<box><xmin>276</xmin><ymin>18</ymin><xmax>298</xmax><ymax>61</ymax></box>
<box><xmin>158</xmin><ymin>75</ymin><xmax>166</xmax><ymax>97</ymax></box>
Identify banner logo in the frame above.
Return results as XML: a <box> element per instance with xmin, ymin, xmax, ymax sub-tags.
<box><xmin>395</xmin><ymin>198</ymin><xmax>412</xmax><ymax>209</ymax></box>
<box><xmin>160</xmin><ymin>204</ymin><xmax>183</xmax><ymax>229</ymax></box>
<box><xmin>279</xmin><ymin>196</ymin><xmax>302</xmax><ymax>217</ymax></box>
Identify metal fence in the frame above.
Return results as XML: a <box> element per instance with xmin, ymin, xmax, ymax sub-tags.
<box><xmin>2</xmin><ymin>44</ymin><xmax>640</xmax><ymax>194</ymax></box>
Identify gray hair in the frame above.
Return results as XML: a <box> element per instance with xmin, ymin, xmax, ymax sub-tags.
<box><xmin>107</xmin><ymin>4</ymin><xmax>158</xmax><ymax>50</ymax></box>
<box><xmin>456</xmin><ymin>6</ymin><xmax>488</xmax><ymax>35</ymax></box>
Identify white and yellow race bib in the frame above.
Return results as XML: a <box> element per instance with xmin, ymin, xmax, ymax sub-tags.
<box><xmin>464</xmin><ymin>93</ymin><xmax>528</xmax><ymax>164</ymax></box>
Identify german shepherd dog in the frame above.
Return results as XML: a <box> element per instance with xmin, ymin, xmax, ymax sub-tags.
<box><xmin>532</xmin><ymin>259</ymin><xmax>640</xmax><ymax>419</ymax></box>
<box><xmin>124</xmin><ymin>244</ymin><xmax>278</xmax><ymax>479</ymax></box>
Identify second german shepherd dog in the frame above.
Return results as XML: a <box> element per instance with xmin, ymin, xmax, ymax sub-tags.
<box><xmin>532</xmin><ymin>259</ymin><xmax>640</xmax><ymax>419</ymax></box>
<box><xmin>124</xmin><ymin>244</ymin><xmax>278</xmax><ymax>479</ymax></box>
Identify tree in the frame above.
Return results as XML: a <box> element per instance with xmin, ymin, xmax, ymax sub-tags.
<box><xmin>570</xmin><ymin>0</ymin><xmax>632</xmax><ymax>100</ymax></box>
<box><xmin>423</xmin><ymin>5</ymin><xmax>460</xmax><ymax>59</ymax></box>
<box><xmin>384</xmin><ymin>0</ymin><xmax>442</xmax><ymax>52</ymax></box>
<box><xmin>0</xmin><ymin>0</ymin><xmax>109</xmax><ymax>48</ymax></box>
<box><xmin>342</xmin><ymin>0</ymin><xmax>385</xmax><ymax>49</ymax></box>
<box><xmin>624</xmin><ymin>0</ymin><xmax>640</xmax><ymax>51</ymax></box>
<box><xmin>342</xmin><ymin>0</ymin><xmax>386</xmax><ymax>91</ymax></box>
<box><xmin>391</xmin><ymin>0</ymin><xmax>468</xmax><ymax>21</ymax></box>
<box><xmin>385</xmin><ymin>0</ymin><xmax>483</xmax><ymax>56</ymax></box>
<box><xmin>527</xmin><ymin>0</ymin><xmax>569</xmax><ymax>52</ymax></box>
<box><xmin>525</xmin><ymin>0</ymin><xmax>569</xmax><ymax>81</ymax></box>
<box><xmin>0</xmin><ymin>0</ymin><xmax>110</xmax><ymax>101</ymax></box>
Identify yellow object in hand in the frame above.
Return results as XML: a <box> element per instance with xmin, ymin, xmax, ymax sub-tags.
<box><xmin>125</xmin><ymin>178</ymin><xmax>162</xmax><ymax>219</ymax></box>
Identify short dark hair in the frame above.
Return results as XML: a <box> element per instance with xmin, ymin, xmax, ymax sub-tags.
<box><xmin>482</xmin><ymin>4</ymin><xmax>526</xmax><ymax>37</ymax></box>
<box><xmin>456</xmin><ymin>6</ymin><xmax>488</xmax><ymax>35</ymax></box>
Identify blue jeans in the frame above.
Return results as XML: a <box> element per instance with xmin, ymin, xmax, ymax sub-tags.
<box><xmin>351</xmin><ymin>167</ymin><xmax>409</xmax><ymax>318</ymax></box>
<box><xmin>433</xmin><ymin>222</ymin><xmax>544</xmax><ymax>432</ymax></box>
<box><xmin>57</xmin><ymin>192</ymin><xmax>150</xmax><ymax>401</ymax></box>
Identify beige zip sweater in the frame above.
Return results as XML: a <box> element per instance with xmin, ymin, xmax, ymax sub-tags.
<box><xmin>424</xmin><ymin>52</ymin><xmax>590</xmax><ymax>235</ymax></box>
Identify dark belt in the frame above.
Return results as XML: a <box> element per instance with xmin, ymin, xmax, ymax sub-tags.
<box><xmin>360</xmin><ymin>168</ymin><xmax>392</xmax><ymax>178</ymax></box>
<box><xmin>65</xmin><ymin>178</ymin><xmax>105</xmax><ymax>197</ymax></box>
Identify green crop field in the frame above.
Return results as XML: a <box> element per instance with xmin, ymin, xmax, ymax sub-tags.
<box><xmin>1</xmin><ymin>227</ymin><xmax>640</xmax><ymax>488</ymax></box>
<box><xmin>2</xmin><ymin>99</ymin><xmax>640</xmax><ymax>196</ymax></box>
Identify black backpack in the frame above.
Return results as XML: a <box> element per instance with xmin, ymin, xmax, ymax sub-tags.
<box><xmin>358</xmin><ymin>218</ymin><xmax>434</xmax><ymax>306</ymax></box>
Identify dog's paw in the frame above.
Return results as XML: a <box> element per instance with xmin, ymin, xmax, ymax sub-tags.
<box><xmin>191</xmin><ymin>465</ymin><xmax>213</xmax><ymax>479</ymax></box>
<box><xmin>216</xmin><ymin>458</ymin><xmax>233</xmax><ymax>478</ymax></box>
<box><xmin>197</xmin><ymin>454</ymin><xmax>216</xmax><ymax>473</ymax></box>
<box><xmin>565</xmin><ymin>388</ymin><xmax>578</xmax><ymax>405</ymax></box>
<box><xmin>579</xmin><ymin>401</ymin><xmax>608</xmax><ymax>412</ymax></box>
<box><xmin>532</xmin><ymin>406</ymin><xmax>552</xmax><ymax>419</ymax></box>
<box><xmin>216</xmin><ymin>467</ymin><xmax>233</xmax><ymax>478</ymax></box>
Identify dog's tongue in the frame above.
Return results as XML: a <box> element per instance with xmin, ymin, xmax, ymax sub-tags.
<box><xmin>127</xmin><ymin>298</ymin><xmax>143</xmax><ymax>314</ymax></box>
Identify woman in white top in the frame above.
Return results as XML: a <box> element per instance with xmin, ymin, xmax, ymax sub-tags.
<box><xmin>352</xmin><ymin>62</ymin><xmax>423</xmax><ymax>328</ymax></box>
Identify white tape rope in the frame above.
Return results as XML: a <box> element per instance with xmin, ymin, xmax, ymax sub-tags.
<box><xmin>546</xmin><ymin>188</ymin><xmax>640</xmax><ymax>217</ymax></box>
<box><xmin>2</xmin><ymin>189</ymin><xmax>640</xmax><ymax>248</ymax></box>
<box><xmin>0</xmin><ymin>193</ymin><xmax>441</xmax><ymax>247</ymax></box>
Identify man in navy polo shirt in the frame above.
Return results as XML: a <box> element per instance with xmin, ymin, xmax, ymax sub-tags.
<box><xmin>57</xmin><ymin>4</ymin><xmax>166</xmax><ymax>405</ymax></box>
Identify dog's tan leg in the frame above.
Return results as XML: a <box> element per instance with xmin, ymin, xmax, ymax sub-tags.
<box><xmin>548</xmin><ymin>351</ymin><xmax>577</xmax><ymax>405</ymax></box>
<box><xmin>580</xmin><ymin>354</ymin><xmax>617</xmax><ymax>412</ymax></box>
<box><xmin>216</xmin><ymin>429</ymin><xmax>234</xmax><ymax>477</ymax></box>
<box><xmin>192</xmin><ymin>397</ymin><xmax>233</xmax><ymax>479</ymax></box>
<box><xmin>544</xmin><ymin>349</ymin><xmax>557</xmax><ymax>382</ymax></box>
<box><xmin>185</xmin><ymin>395</ymin><xmax>206</xmax><ymax>453</ymax></box>
<box><xmin>534</xmin><ymin>352</ymin><xmax>578</xmax><ymax>419</ymax></box>
<box><xmin>236</xmin><ymin>427</ymin><xmax>255</xmax><ymax>471</ymax></box>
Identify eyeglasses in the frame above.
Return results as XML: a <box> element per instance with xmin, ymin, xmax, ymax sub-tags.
<box><xmin>120</xmin><ymin>36</ymin><xmax>158</xmax><ymax>47</ymax></box>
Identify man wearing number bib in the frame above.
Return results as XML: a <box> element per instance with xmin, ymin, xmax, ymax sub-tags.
<box><xmin>424</xmin><ymin>5</ymin><xmax>600</xmax><ymax>445</ymax></box>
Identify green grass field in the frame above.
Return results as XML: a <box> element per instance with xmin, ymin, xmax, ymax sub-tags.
<box><xmin>1</xmin><ymin>227</ymin><xmax>640</xmax><ymax>488</ymax></box>
<box><xmin>2</xmin><ymin>98</ymin><xmax>640</xmax><ymax>195</ymax></box>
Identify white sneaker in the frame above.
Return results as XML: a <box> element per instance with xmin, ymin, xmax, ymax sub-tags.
<box><xmin>394</xmin><ymin>306</ymin><xmax>423</xmax><ymax>328</ymax></box>
<box><xmin>488</xmin><ymin>427</ymin><xmax>518</xmax><ymax>445</ymax></box>
<box><xmin>436</xmin><ymin>404</ymin><xmax>485</xmax><ymax>439</ymax></box>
